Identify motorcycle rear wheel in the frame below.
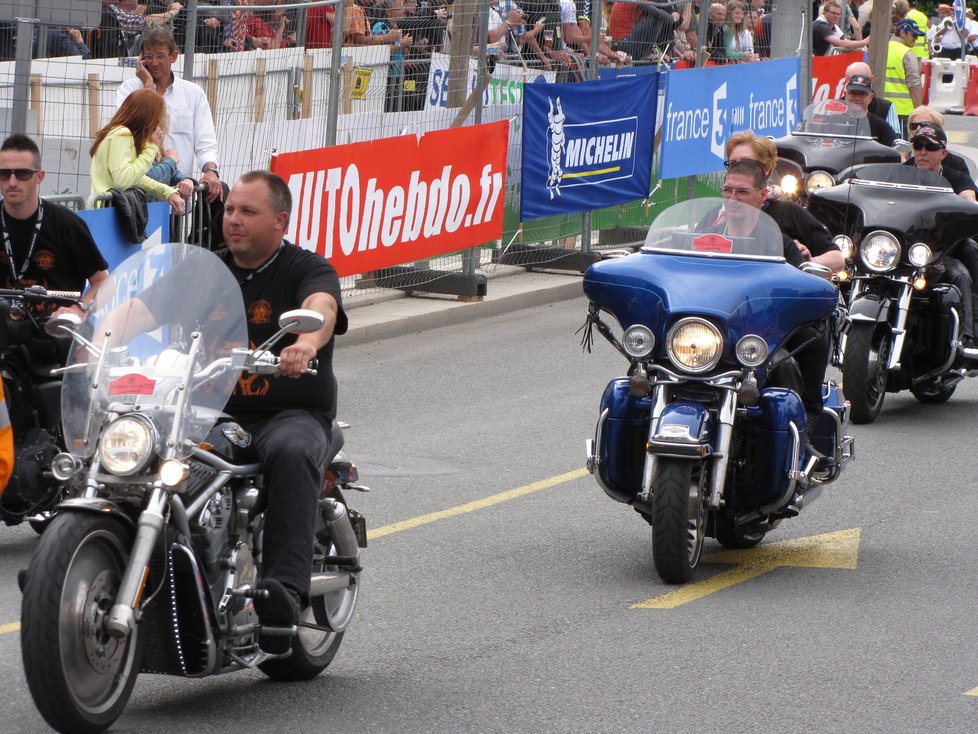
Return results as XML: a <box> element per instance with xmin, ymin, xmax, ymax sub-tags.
<box><xmin>258</xmin><ymin>537</ymin><xmax>358</xmax><ymax>681</ymax></box>
<box><xmin>651</xmin><ymin>459</ymin><xmax>708</xmax><ymax>584</ymax></box>
<box><xmin>843</xmin><ymin>322</ymin><xmax>889</xmax><ymax>424</ymax></box>
<box><xmin>21</xmin><ymin>512</ymin><xmax>142</xmax><ymax>734</ymax></box>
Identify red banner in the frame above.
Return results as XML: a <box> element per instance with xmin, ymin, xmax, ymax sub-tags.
<box><xmin>271</xmin><ymin>121</ymin><xmax>509</xmax><ymax>278</ymax></box>
<box><xmin>811</xmin><ymin>51</ymin><xmax>865</xmax><ymax>104</ymax></box>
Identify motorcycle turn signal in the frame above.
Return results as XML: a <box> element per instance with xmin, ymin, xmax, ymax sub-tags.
<box><xmin>628</xmin><ymin>370</ymin><xmax>652</xmax><ymax>398</ymax></box>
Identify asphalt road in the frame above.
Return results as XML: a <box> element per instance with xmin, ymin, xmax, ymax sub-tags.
<box><xmin>5</xmin><ymin>294</ymin><xmax>978</xmax><ymax>733</ymax></box>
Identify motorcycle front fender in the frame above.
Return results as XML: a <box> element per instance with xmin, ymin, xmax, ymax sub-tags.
<box><xmin>849</xmin><ymin>293</ymin><xmax>890</xmax><ymax>323</ymax></box>
<box><xmin>648</xmin><ymin>402</ymin><xmax>714</xmax><ymax>458</ymax></box>
<box><xmin>55</xmin><ymin>497</ymin><xmax>135</xmax><ymax>530</ymax></box>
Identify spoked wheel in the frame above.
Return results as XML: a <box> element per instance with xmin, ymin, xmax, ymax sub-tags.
<box><xmin>843</xmin><ymin>322</ymin><xmax>890</xmax><ymax>424</ymax></box>
<box><xmin>259</xmin><ymin>536</ymin><xmax>360</xmax><ymax>681</ymax></box>
<box><xmin>651</xmin><ymin>459</ymin><xmax>708</xmax><ymax>584</ymax></box>
<box><xmin>714</xmin><ymin>516</ymin><xmax>766</xmax><ymax>550</ymax></box>
<box><xmin>21</xmin><ymin>512</ymin><xmax>141</xmax><ymax>734</ymax></box>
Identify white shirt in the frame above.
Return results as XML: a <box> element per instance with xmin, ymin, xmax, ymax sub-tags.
<box><xmin>116</xmin><ymin>75</ymin><xmax>219</xmax><ymax>177</ymax></box>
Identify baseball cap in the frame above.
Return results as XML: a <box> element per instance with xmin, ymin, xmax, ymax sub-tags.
<box><xmin>910</xmin><ymin>126</ymin><xmax>948</xmax><ymax>149</ymax></box>
<box><xmin>846</xmin><ymin>74</ymin><xmax>873</xmax><ymax>93</ymax></box>
<box><xmin>896</xmin><ymin>18</ymin><xmax>926</xmax><ymax>36</ymax></box>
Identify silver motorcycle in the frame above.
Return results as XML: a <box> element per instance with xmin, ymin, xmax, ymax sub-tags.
<box><xmin>19</xmin><ymin>243</ymin><xmax>367</xmax><ymax>733</ymax></box>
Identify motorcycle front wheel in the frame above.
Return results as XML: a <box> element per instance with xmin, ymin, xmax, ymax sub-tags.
<box><xmin>842</xmin><ymin>322</ymin><xmax>890</xmax><ymax>424</ymax></box>
<box><xmin>21</xmin><ymin>512</ymin><xmax>142</xmax><ymax>734</ymax></box>
<box><xmin>651</xmin><ymin>459</ymin><xmax>708</xmax><ymax>584</ymax></box>
<box><xmin>258</xmin><ymin>536</ymin><xmax>358</xmax><ymax>681</ymax></box>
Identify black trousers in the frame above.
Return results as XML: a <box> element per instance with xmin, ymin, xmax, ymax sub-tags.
<box><xmin>770</xmin><ymin>323</ymin><xmax>831</xmax><ymax>419</ymax></box>
<box><xmin>950</xmin><ymin>239</ymin><xmax>978</xmax><ymax>341</ymax></box>
<box><xmin>942</xmin><ymin>255</ymin><xmax>975</xmax><ymax>341</ymax></box>
<box><xmin>248</xmin><ymin>409</ymin><xmax>332</xmax><ymax>602</ymax></box>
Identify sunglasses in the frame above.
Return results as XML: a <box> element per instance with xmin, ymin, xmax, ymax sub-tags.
<box><xmin>723</xmin><ymin>157</ymin><xmax>768</xmax><ymax>174</ymax></box>
<box><xmin>0</xmin><ymin>168</ymin><xmax>39</xmax><ymax>181</ymax></box>
<box><xmin>912</xmin><ymin>141</ymin><xmax>944</xmax><ymax>152</ymax></box>
<box><xmin>908</xmin><ymin>121</ymin><xmax>937</xmax><ymax>132</ymax></box>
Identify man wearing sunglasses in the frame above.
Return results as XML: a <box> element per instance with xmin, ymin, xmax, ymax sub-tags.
<box><xmin>904</xmin><ymin>124</ymin><xmax>978</xmax><ymax>356</ymax></box>
<box><xmin>0</xmin><ymin>134</ymin><xmax>108</xmax><ymax>320</ymax></box>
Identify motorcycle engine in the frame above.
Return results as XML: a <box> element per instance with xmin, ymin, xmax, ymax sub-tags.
<box><xmin>192</xmin><ymin>487</ymin><xmax>233</xmax><ymax>581</ymax></box>
<box><xmin>2</xmin><ymin>426</ymin><xmax>59</xmax><ymax>513</ymax></box>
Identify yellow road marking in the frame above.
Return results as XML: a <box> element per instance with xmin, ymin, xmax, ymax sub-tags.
<box><xmin>966</xmin><ymin>687</ymin><xmax>978</xmax><ymax>697</ymax></box>
<box><xmin>0</xmin><ymin>468</ymin><xmax>591</xmax><ymax>636</ymax></box>
<box><xmin>631</xmin><ymin>528</ymin><xmax>861</xmax><ymax>609</ymax></box>
<box><xmin>368</xmin><ymin>468</ymin><xmax>589</xmax><ymax>540</ymax></box>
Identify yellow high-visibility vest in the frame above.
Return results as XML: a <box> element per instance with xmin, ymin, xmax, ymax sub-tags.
<box><xmin>907</xmin><ymin>9</ymin><xmax>930</xmax><ymax>59</ymax></box>
<box><xmin>885</xmin><ymin>39</ymin><xmax>916</xmax><ymax>116</ymax></box>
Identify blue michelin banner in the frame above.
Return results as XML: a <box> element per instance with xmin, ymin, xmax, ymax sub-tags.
<box><xmin>659</xmin><ymin>58</ymin><xmax>801</xmax><ymax>179</ymax></box>
<box><xmin>521</xmin><ymin>74</ymin><xmax>659</xmax><ymax>221</ymax></box>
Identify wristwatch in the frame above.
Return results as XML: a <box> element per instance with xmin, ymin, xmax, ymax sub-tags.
<box><xmin>203</xmin><ymin>166</ymin><xmax>220</xmax><ymax>177</ymax></box>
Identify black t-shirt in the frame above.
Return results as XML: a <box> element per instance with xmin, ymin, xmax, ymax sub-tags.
<box><xmin>219</xmin><ymin>243</ymin><xmax>348</xmax><ymax>424</ymax></box>
<box><xmin>763</xmin><ymin>199</ymin><xmax>840</xmax><ymax>259</ymax></box>
<box><xmin>0</xmin><ymin>201</ymin><xmax>108</xmax><ymax>296</ymax></box>
<box><xmin>867</xmin><ymin>112</ymin><xmax>897</xmax><ymax>147</ymax></box>
<box><xmin>812</xmin><ymin>18</ymin><xmax>837</xmax><ymax>56</ymax></box>
<box><xmin>905</xmin><ymin>157</ymin><xmax>978</xmax><ymax>196</ymax></box>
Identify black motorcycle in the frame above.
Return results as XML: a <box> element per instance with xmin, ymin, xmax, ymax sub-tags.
<box><xmin>772</xmin><ymin>100</ymin><xmax>902</xmax><ymax>205</ymax></box>
<box><xmin>0</xmin><ymin>285</ymin><xmax>82</xmax><ymax>531</ymax></box>
<box><xmin>808</xmin><ymin>163</ymin><xmax>978</xmax><ymax>422</ymax></box>
<box><xmin>20</xmin><ymin>244</ymin><xmax>368</xmax><ymax>733</ymax></box>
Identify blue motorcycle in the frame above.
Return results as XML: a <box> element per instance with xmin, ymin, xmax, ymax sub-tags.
<box><xmin>582</xmin><ymin>199</ymin><xmax>854</xmax><ymax>583</ymax></box>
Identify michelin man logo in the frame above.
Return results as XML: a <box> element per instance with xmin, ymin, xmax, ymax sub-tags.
<box><xmin>547</xmin><ymin>96</ymin><xmax>566</xmax><ymax>200</ymax></box>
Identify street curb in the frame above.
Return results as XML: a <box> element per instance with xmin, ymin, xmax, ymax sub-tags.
<box><xmin>337</xmin><ymin>269</ymin><xmax>585</xmax><ymax>347</ymax></box>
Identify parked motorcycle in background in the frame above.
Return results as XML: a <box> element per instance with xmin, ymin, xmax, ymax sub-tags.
<box><xmin>0</xmin><ymin>285</ymin><xmax>83</xmax><ymax>532</ymax></box>
<box><xmin>582</xmin><ymin>200</ymin><xmax>854</xmax><ymax>584</ymax></box>
<box><xmin>20</xmin><ymin>243</ymin><xmax>367</xmax><ymax>734</ymax></box>
<box><xmin>809</xmin><ymin>163</ymin><xmax>978</xmax><ymax>422</ymax></box>
<box><xmin>772</xmin><ymin>100</ymin><xmax>902</xmax><ymax>205</ymax></box>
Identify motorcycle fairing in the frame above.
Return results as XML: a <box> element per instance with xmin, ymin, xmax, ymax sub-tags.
<box><xmin>773</xmin><ymin>134</ymin><xmax>900</xmax><ymax>174</ymax></box>
<box><xmin>583</xmin><ymin>252</ymin><xmax>838</xmax><ymax>359</ymax></box>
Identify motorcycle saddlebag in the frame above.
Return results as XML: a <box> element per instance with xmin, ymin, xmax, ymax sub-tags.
<box><xmin>594</xmin><ymin>378</ymin><xmax>651</xmax><ymax>503</ymax></box>
<box><xmin>730</xmin><ymin>388</ymin><xmax>806</xmax><ymax>510</ymax></box>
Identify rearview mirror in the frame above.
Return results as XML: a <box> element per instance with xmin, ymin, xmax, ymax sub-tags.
<box><xmin>44</xmin><ymin>312</ymin><xmax>82</xmax><ymax>338</ymax></box>
<box><xmin>278</xmin><ymin>309</ymin><xmax>325</xmax><ymax>334</ymax></box>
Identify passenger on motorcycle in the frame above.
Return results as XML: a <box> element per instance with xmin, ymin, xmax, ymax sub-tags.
<box><xmin>908</xmin><ymin>107</ymin><xmax>974</xmax><ymax>176</ymax></box>
<box><xmin>720</xmin><ymin>160</ymin><xmax>836</xmax><ymax>436</ymax></box>
<box><xmin>905</xmin><ymin>124</ymin><xmax>978</xmax><ymax>358</ymax></box>
<box><xmin>725</xmin><ymin>131</ymin><xmax>845</xmax><ymax>271</ymax></box>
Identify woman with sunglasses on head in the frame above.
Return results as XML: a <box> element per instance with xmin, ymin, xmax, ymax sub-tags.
<box><xmin>89</xmin><ymin>88</ymin><xmax>185</xmax><ymax>214</ymax></box>
<box><xmin>0</xmin><ymin>133</ymin><xmax>107</xmax><ymax>319</ymax></box>
<box><xmin>725</xmin><ymin>130</ymin><xmax>844</xmax><ymax>271</ymax></box>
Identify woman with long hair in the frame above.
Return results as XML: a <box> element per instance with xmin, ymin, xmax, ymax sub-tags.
<box><xmin>723</xmin><ymin>0</ymin><xmax>756</xmax><ymax>62</ymax></box>
<box><xmin>89</xmin><ymin>88</ymin><xmax>184</xmax><ymax>213</ymax></box>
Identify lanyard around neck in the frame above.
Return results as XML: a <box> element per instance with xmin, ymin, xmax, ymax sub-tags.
<box><xmin>238</xmin><ymin>243</ymin><xmax>285</xmax><ymax>285</ymax></box>
<box><xmin>1</xmin><ymin>200</ymin><xmax>44</xmax><ymax>284</ymax></box>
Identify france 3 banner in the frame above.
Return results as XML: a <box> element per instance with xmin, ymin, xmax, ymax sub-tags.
<box><xmin>659</xmin><ymin>58</ymin><xmax>801</xmax><ymax>179</ymax></box>
<box><xmin>270</xmin><ymin>121</ymin><xmax>509</xmax><ymax>278</ymax></box>
<box><xmin>520</xmin><ymin>74</ymin><xmax>659</xmax><ymax>221</ymax></box>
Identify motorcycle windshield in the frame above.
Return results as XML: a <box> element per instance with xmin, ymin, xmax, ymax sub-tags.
<box><xmin>797</xmin><ymin>99</ymin><xmax>872</xmax><ymax>139</ymax></box>
<box><xmin>846</xmin><ymin>162</ymin><xmax>952</xmax><ymax>189</ymax></box>
<box><xmin>62</xmin><ymin>244</ymin><xmax>247</xmax><ymax>460</ymax></box>
<box><xmin>642</xmin><ymin>198</ymin><xmax>786</xmax><ymax>259</ymax></box>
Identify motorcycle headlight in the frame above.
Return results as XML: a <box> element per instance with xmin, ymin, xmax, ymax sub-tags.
<box><xmin>780</xmin><ymin>174</ymin><xmax>800</xmax><ymax>197</ymax></box>
<box><xmin>805</xmin><ymin>170</ymin><xmax>835</xmax><ymax>193</ymax></box>
<box><xmin>667</xmin><ymin>318</ymin><xmax>723</xmax><ymax>374</ymax></box>
<box><xmin>735</xmin><ymin>335</ymin><xmax>769</xmax><ymax>368</ymax></box>
<box><xmin>908</xmin><ymin>242</ymin><xmax>932</xmax><ymax>267</ymax></box>
<box><xmin>99</xmin><ymin>415</ymin><xmax>157</xmax><ymax>476</ymax></box>
<box><xmin>834</xmin><ymin>234</ymin><xmax>854</xmax><ymax>260</ymax></box>
<box><xmin>860</xmin><ymin>230</ymin><xmax>901</xmax><ymax>273</ymax></box>
<box><xmin>622</xmin><ymin>325</ymin><xmax>655</xmax><ymax>359</ymax></box>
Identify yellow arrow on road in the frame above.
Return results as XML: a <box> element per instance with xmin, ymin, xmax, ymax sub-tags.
<box><xmin>631</xmin><ymin>527</ymin><xmax>861</xmax><ymax>609</ymax></box>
